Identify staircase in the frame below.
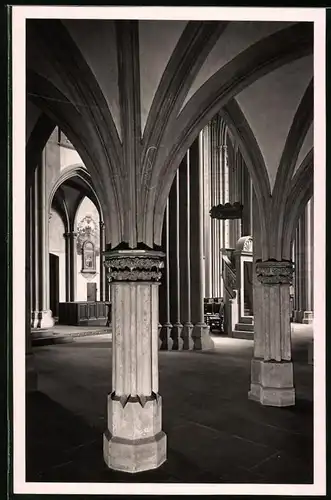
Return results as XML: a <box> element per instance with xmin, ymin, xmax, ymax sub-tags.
<box><xmin>233</xmin><ymin>301</ymin><xmax>254</xmax><ymax>339</ymax></box>
<box><xmin>233</xmin><ymin>316</ymin><xmax>254</xmax><ymax>340</ymax></box>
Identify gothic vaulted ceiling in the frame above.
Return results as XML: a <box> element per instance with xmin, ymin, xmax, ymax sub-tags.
<box><xmin>26</xmin><ymin>19</ymin><xmax>313</xmax><ymax>253</ymax></box>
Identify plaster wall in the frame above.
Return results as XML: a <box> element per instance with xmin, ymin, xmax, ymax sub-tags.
<box><xmin>182</xmin><ymin>21</ymin><xmax>294</xmax><ymax>109</ymax></box>
<box><xmin>235</xmin><ymin>55</ymin><xmax>313</xmax><ymax>192</ymax></box>
<box><xmin>139</xmin><ymin>20</ymin><xmax>187</xmax><ymax>132</ymax></box>
<box><xmin>62</xmin><ymin>19</ymin><xmax>121</xmax><ymax>139</ymax></box>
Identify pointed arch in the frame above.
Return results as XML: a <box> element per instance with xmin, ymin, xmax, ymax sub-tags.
<box><xmin>48</xmin><ymin>165</ymin><xmax>103</xmax><ymax>224</ymax></box>
<box><xmin>270</xmin><ymin>79</ymin><xmax>313</xmax><ymax>259</ymax></box>
<box><xmin>27</xmin><ymin>69</ymin><xmax>121</xmax><ymax>246</ymax></box>
<box><xmin>26</xmin><ymin>111</ymin><xmax>56</xmax><ymax>186</ymax></box>
<box><xmin>139</xmin><ymin>22</ymin><xmax>227</xmax><ymax>240</ymax></box>
<box><xmin>147</xmin><ymin>22</ymin><xmax>313</xmax><ymax>248</ymax></box>
<box><xmin>282</xmin><ymin>149</ymin><xmax>313</xmax><ymax>259</ymax></box>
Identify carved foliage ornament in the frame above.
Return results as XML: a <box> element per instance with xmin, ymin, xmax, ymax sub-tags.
<box><xmin>105</xmin><ymin>251</ymin><xmax>164</xmax><ymax>282</ymax></box>
<box><xmin>256</xmin><ymin>261</ymin><xmax>294</xmax><ymax>285</ymax></box>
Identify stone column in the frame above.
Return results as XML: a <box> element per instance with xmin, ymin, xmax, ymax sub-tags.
<box><xmin>26</xmin><ymin>180</ymin><xmax>38</xmax><ymax>391</ymax></box>
<box><xmin>241</xmin><ymin>155</ymin><xmax>252</xmax><ymax>237</ymax></box>
<box><xmin>69</xmin><ymin>231</ymin><xmax>77</xmax><ymax>302</ymax></box>
<box><xmin>63</xmin><ymin>232</ymin><xmax>71</xmax><ymax>302</ymax></box>
<box><xmin>179</xmin><ymin>152</ymin><xmax>194</xmax><ymax>350</ymax></box>
<box><xmin>159</xmin><ymin>199</ymin><xmax>172</xmax><ymax>349</ymax></box>
<box><xmin>31</xmin><ymin>159</ymin><xmax>54</xmax><ymax>330</ymax></box>
<box><xmin>99</xmin><ymin>221</ymin><xmax>106</xmax><ymax>301</ymax></box>
<box><xmin>202</xmin><ymin>124</ymin><xmax>212</xmax><ymax>298</ymax></box>
<box><xmin>190</xmin><ymin>136</ymin><xmax>214</xmax><ymax>350</ymax></box>
<box><xmin>293</xmin><ymin>211</ymin><xmax>308</xmax><ymax>323</ymax></box>
<box><xmin>303</xmin><ymin>198</ymin><xmax>314</xmax><ymax>324</ymax></box>
<box><xmin>222</xmin><ymin>144</ymin><xmax>230</xmax><ymax>248</ymax></box>
<box><xmin>103</xmin><ymin>249</ymin><xmax>167</xmax><ymax>473</ymax></box>
<box><xmin>210</xmin><ymin>119</ymin><xmax>221</xmax><ymax>297</ymax></box>
<box><xmin>249</xmin><ymin>260</ymin><xmax>295</xmax><ymax>407</ymax></box>
<box><xmin>169</xmin><ymin>171</ymin><xmax>183</xmax><ymax>349</ymax></box>
<box><xmin>30</xmin><ymin>171</ymin><xmax>39</xmax><ymax>328</ymax></box>
<box><xmin>251</xmin><ymin>192</ymin><xmax>263</xmax><ymax>356</ymax></box>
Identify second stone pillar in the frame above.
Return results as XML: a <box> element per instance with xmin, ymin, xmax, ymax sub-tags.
<box><xmin>249</xmin><ymin>260</ymin><xmax>295</xmax><ymax>407</ymax></box>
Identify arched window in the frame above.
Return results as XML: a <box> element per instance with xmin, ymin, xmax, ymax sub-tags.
<box><xmin>82</xmin><ymin>240</ymin><xmax>96</xmax><ymax>273</ymax></box>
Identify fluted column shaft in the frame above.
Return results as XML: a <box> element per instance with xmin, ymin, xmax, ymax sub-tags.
<box><xmin>31</xmin><ymin>157</ymin><xmax>54</xmax><ymax>329</ymax></box>
<box><xmin>251</xmin><ymin>191</ymin><xmax>264</xmax><ymax>359</ymax></box>
<box><xmin>69</xmin><ymin>231</ymin><xmax>77</xmax><ymax>302</ymax></box>
<box><xmin>99</xmin><ymin>221</ymin><xmax>106</xmax><ymax>301</ymax></box>
<box><xmin>190</xmin><ymin>136</ymin><xmax>214</xmax><ymax>350</ymax></box>
<box><xmin>202</xmin><ymin>124</ymin><xmax>212</xmax><ymax>298</ymax></box>
<box><xmin>103</xmin><ymin>249</ymin><xmax>166</xmax><ymax>473</ymax></box>
<box><xmin>63</xmin><ymin>233</ymin><xmax>71</xmax><ymax>302</ymax></box>
<box><xmin>303</xmin><ymin>198</ymin><xmax>314</xmax><ymax>324</ymax></box>
<box><xmin>309</xmin><ymin>198</ymin><xmax>314</xmax><ymax>312</ymax></box>
<box><xmin>293</xmin><ymin>207</ymin><xmax>311</xmax><ymax>322</ymax></box>
<box><xmin>26</xmin><ymin>179</ymin><xmax>38</xmax><ymax>390</ymax></box>
<box><xmin>159</xmin><ymin>200</ymin><xmax>172</xmax><ymax>349</ymax></box>
<box><xmin>168</xmin><ymin>170</ymin><xmax>183</xmax><ymax>349</ymax></box>
<box><xmin>179</xmin><ymin>152</ymin><xmax>194</xmax><ymax>349</ymax></box>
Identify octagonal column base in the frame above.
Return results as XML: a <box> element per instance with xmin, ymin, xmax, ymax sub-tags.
<box><xmin>103</xmin><ymin>430</ymin><xmax>166</xmax><ymax>473</ymax></box>
<box><xmin>103</xmin><ymin>394</ymin><xmax>166</xmax><ymax>473</ymax></box>
<box><xmin>248</xmin><ymin>358</ymin><xmax>295</xmax><ymax>407</ymax></box>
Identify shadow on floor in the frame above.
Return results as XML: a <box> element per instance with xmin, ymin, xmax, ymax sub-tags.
<box><xmin>26</xmin><ymin>390</ymin><xmax>313</xmax><ymax>484</ymax></box>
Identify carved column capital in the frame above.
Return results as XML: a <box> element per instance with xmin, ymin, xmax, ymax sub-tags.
<box><xmin>105</xmin><ymin>249</ymin><xmax>165</xmax><ymax>282</ymax></box>
<box><xmin>256</xmin><ymin>260</ymin><xmax>294</xmax><ymax>285</ymax></box>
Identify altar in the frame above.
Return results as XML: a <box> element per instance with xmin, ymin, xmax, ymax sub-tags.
<box><xmin>58</xmin><ymin>301</ymin><xmax>111</xmax><ymax>326</ymax></box>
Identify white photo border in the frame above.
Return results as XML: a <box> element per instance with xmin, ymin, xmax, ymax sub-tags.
<box><xmin>12</xmin><ymin>6</ymin><xmax>326</xmax><ymax>496</ymax></box>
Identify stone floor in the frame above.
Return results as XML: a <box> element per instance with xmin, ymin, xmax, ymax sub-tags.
<box><xmin>26</xmin><ymin>324</ymin><xmax>313</xmax><ymax>484</ymax></box>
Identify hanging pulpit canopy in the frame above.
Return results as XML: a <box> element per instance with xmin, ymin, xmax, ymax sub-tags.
<box><xmin>209</xmin><ymin>202</ymin><xmax>243</xmax><ymax>220</ymax></box>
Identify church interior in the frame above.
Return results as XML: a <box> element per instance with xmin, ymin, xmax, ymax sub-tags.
<box><xmin>23</xmin><ymin>17</ymin><xmax>316</xmax><ymax>485</ymax></box>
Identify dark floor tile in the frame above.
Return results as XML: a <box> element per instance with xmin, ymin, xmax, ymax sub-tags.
<box><xmin>166</xmin><ymin>421</ymin><xmax>278</xmax><ymax>477</ymax></box>
<box><xmin>250</xmin><ymin>451</ymin><xmax>314</xmax><ymax>484</ymax></box>
<box><xmin>28</xmin><ymin>335</ymin><xmax>314</xmax><ymax>485</ymax></box>
<box><xmin>182</xmin><ymin>411</ymin><xmax>313</xmax><ymax>461</ymax></box>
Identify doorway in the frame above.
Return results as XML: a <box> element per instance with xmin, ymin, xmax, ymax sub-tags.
<box><xmin>243</xmin><ymin>260</ymin><xmax>253</xmax><ymax>316</ymax></box>
<box><xmin>49</xmin><ymin>253</ymin><xmax>60</xmax><ymax>321</ymax></box>
<box><xmin>87</xmin><ymin>282</ymin><xmax>97</xmax><ymax>302</ymax></box>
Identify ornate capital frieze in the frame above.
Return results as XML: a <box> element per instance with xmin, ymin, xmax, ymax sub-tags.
<box><xmin>256</xmin><ymin>260</ymin><xmax>294</xmax><ymax>285</ymax></box>
<box><xmin>105</xmin><ymin>249</ymin><xmax>165</xmax><ymax>283</ymax></box>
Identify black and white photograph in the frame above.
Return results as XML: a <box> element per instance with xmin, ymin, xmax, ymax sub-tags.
<box><xmin>11</xmin><ymin>6</ymin><xmax>326</xmax><ymax>496</ymax></box>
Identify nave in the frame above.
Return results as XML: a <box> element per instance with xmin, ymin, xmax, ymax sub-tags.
<box><xmin>27</xmin><ymin>324</ymin><xmax>313</xmax><ymax>484</ymax></box>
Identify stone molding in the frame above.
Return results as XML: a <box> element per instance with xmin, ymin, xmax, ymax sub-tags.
<box><xmin>111</xmin><ymin>391</ymin><xmax>160</xmax><ymax>409</ymax></box>
<box><xmin>105</xmin><ymin>249</ymin><xmax>165</xmax><ymax>282</ymax></box>
<box><xmin>256</xmin><ymin>260</ymin><xmax>294</xmax><ymax>285</ymax></box>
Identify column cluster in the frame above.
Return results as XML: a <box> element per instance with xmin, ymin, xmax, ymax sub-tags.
<box><xmin>159</xmin><ymin>137</ymin><xmax>213</xmax><ymax>351</ymax></box>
